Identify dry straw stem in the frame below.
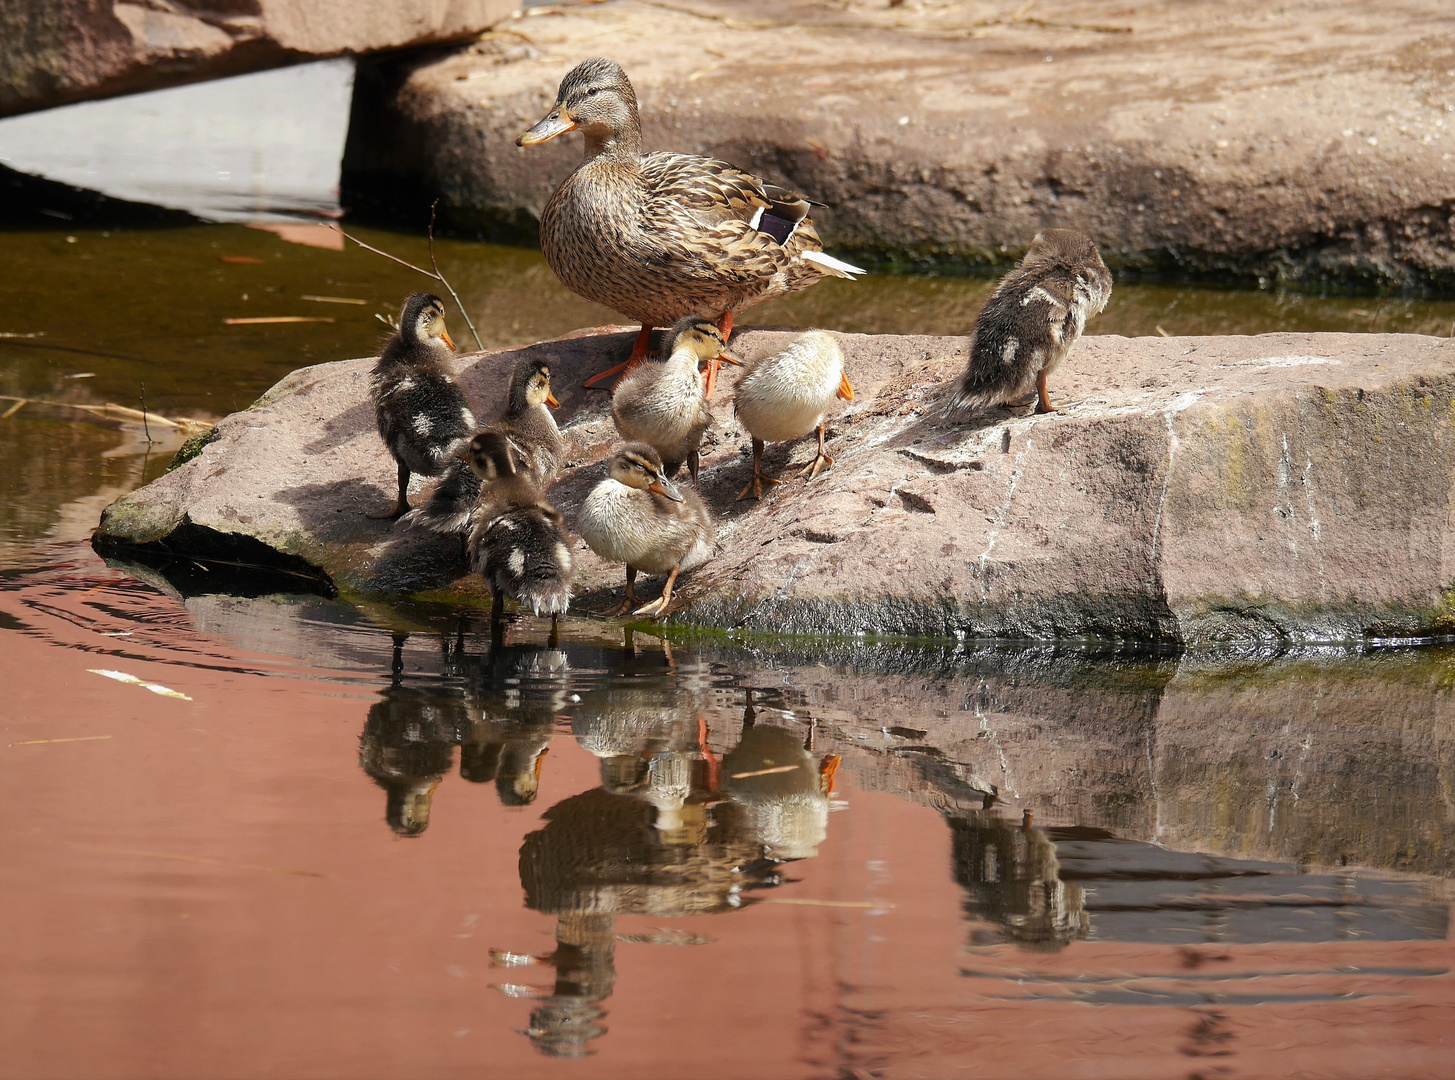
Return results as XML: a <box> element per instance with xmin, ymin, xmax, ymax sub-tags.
<box><xmin>331</xmin><ymin>201</ymin><xmax>485</xmax><ymax>350</ymax></box>
<box><xmin>0</xmin><ymin>395</ymin><xmax>209</xmax><ymax>432</ymax></box>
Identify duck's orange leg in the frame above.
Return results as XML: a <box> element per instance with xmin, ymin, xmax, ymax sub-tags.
<box><xmin>584</xmin><ymin>325</ymin><xmax>654</xmax><ymax>389</ymax></box>
<box><xmin>697</xmin><ymin>713</ymin><xmax>720</xmax><ymax>793</ymax></box>
<box><xmin>701</xmin><ymin>312</ymin><xmax>738</xmax><ymax>401</ymax></box>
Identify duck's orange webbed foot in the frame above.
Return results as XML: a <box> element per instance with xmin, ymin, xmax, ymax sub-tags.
<box><xmin>584</xmin><ymin>325</ymin><xmax>654</xmax><ymax>389</ymax></box>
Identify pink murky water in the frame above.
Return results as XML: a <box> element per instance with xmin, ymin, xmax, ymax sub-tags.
<box><xmin>2</xmin><ymin>546</ymin><xmax>1451</xmax><ymax>1080</ymax></box>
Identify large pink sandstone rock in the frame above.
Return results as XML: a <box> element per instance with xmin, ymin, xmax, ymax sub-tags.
<box><xmin>0</xmin><ymin>0</ymin><xmax>515</xmax><ymax>117</ymax></box>
<box><xmin>342</xmin><ymin>0</ymin><xmax>1455</xmax><ymax>293</ymax></box>
<box><xmin>94</xmin><ymin>326</ymin><xmax>1455</xmax><ymax>649</ymax></box>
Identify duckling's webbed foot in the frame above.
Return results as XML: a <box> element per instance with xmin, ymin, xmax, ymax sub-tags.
<box><xmin>1033</xmin><ymin>369</ymin><xmax>1078</xmax><ymax>414</ymax></box>
<box><xmin>604</xmin><ymin>567</ymin><xmax>638</xmax><ymax>618</ymax></box>
<box><xmin>796</xmin><ymin>425</ymin><xmax>835</xmax><ymax>481</ymax></box>
<box><xmin>367</xmin><ymin>463</ymin><xmax>412</xmax><ymax>519</ymax></box>
<box><xmin>735</xmin><ymin>437</ymin><xmax>781</xmax><ymax>501</ymax></box>
<box><xmin>632</xmin><ymin>565</ymin><xmax>681</xmax><ymax>620</ymax></box>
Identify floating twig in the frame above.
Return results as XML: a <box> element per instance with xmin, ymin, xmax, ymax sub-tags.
<box><xmin>300</xmin><ymin>294</ymin><xmax>367</xmax><ymax>305</ymax></box>
<box><xmin>0</xmin><ymin>394</ymin><xmax>208</xmax><ymax>431</ymax></box>
<box><xmin>10</xmin><ymin>735</ymin><xmax>113</xmax><ymax>746</ymax></box>
<box><xmin>332</xmin><ymin>205</ymin><xmax>485</xmax><ymax>350</ymax></box>
<box><xmin>139</xmin><ymin>381</ymin><xmax>154</xmax><ymax>444</ymax></box>
<box><xmin>224</xmin><ymin>316</ymin><xmax>336</xmax><ymax>325</ymax></box>
<box><xmin>1</xmin><ymin>399</ymin><xmax>26</xmax><ymax>419</ymax></box>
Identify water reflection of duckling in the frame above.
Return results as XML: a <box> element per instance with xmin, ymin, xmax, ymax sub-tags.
<box><xmin>578</xmin><ymin>443</ymin><xmax>714</xmax><ymax>619</ymax></box>
<box><xmin>368</xmin><ymin>293</ymin><xmax>475</xmax><ymax>520</ymax></box>
<box><xmin>950</xmin><ymin>810</ymin><xmax>1086</xmax><ymax>951</ymax></box>
<box><xmin>358</xmin><ymin>637</ymin><xmax>463</xmax><ymax>836</ymax></box>
<box><xmin>408</xmin><ymin>353</ymin><xmax>564</xmax><ymax>535</ymax></box>
<box><xmin>457</xmin><ymin>641</ymin><xmax>570</xmax><ymax>808</ymax></box>
<box><xmin>732</xmin><ymin>330</ymin><xmax>854</xmax><ymax>500</ymax></box>
<box><xmin>720</xmin><ymin>708</ymin><xmax>839</xmax><ymax>862</ymax></box>
<box><xmin>461</xmin><ymin>432</ymin><xmax>573</xmax><ymax>622</ymax></box>
<box><xmin>508</xmin><ymin>786</ymin><xmax>774</xmax><ymax>1057</ymax></box>
<box><xmin>949</xmin><ymin>229</ymin><xmax>1112</xmax><ymax>419</ymax></box>
<box><xmin>612</xmin><ymin>317</ymin><xmax>742</xmax><ymax>480</ymax></box>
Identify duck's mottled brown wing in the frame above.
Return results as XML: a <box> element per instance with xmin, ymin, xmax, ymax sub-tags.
<box><xmin>636</xmin><ymin>152</ymin><xmax>830</xmax><ymax>308</ymax></box>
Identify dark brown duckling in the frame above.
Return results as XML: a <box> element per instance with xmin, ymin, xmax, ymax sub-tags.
<box><xmin>463</xmin><ymin>431</ymin><xmax>573</xmax><ymax>622</ymax></box>
<box><xmin>949</xmin><ymin>229</ymin><xmax>1112</xmax><ymax>420</ymax></box>
<box><xmin>408</xmin><ymin>355</ymin><xmax>565</xmax><ymax>536</ymax></box>
<box><xmin>368</xmin><ymin>292</ymin><xmax>475</xmax><ymax>519</ymax></box>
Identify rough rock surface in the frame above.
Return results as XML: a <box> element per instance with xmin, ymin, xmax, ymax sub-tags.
<box><xmin>94</xmin><ymin>326</ymin><xmax>1455</xmax><ymax>648</ymax></box>
<box><xmin>0</xmin><ymin>0</ymin><xmax>515</xmax><ymax>118</ymax></box>
<box><xmin>342</xmin><ymin>0</ymin><xmax>1455</xmax><ymax>293</ymax></box>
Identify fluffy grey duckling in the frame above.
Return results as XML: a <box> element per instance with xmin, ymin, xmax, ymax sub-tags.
<box><xmin>948</xmin><ymin>228</ymin><xmax>1112</xmax><ymax>420</ymax></box>
<box><xmin>611</xmin><ymin>316</ymin><xmax>741</xmax><ymax>482</ymax></box>
<box><xmin>463</xmin><ymin>431</ymin><xmax>573</xmax><ymax>622</ymax></box>
<box><xmin>577</xmin><ymin>442</ymin><xmax>714</xmax><ymax>619</ymax></box>
<box><xmin>407</xmin><ymin>354</ymin><xmax>565</xmax><ymax>535</ymax></box>
<box><xmin>732</xmin><ymin>329</ymin><xmax>854</xmax><ymax>500</ymax></box>
<box><xmin>368</xmin><ymin>293</ymin><xmax>476</xmax><ymax>519</ymax></box>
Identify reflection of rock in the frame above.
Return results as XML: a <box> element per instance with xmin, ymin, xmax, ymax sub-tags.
<box><xmin>950</xmin><ymin>813</ymin><xmax>1086</xmax><ymax>952</ymax></box>
<box><xmin>96</xmin><ymin>326</ymin><xmax>1455</xmax><ymax>647</ymax></box>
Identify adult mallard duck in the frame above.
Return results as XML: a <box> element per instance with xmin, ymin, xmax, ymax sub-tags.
<box><xmin>732</xmin><ymin>330</ymin><xmax>853</xmax><ymax>500</ymax></box>
<box><xmin>577</xmin><ymin>443</ymin><xmax>713</xmax><ymax>619</ymax></box>
<box><xmin>611</xmin><ymin>316</ymin><xmax>741</xmax><ymax>482</ymax></box>
<box><xmin>368</xmin><ymin>293</ymin><xmax>474</xmax><ymax>520</ymax></box>
<box><xmin>517</xmin><ymin>57</ymin><xmax>864</xmax><ymax>389</ymax></box>
<box><xmin>462</xmin><ymin>431</ymin><xmax>573</xmax><ymax>622</ymax></box>
<box><xmin>407</xmin><ymin>354</ymin><xmax>564</xmax><ymax>536</ymax></box>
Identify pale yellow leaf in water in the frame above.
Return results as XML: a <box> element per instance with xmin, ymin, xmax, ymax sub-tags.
<box><xmin>87</xmin><ymin>669</ymin><xmax>193</xmax><ymax>700</ymax></box>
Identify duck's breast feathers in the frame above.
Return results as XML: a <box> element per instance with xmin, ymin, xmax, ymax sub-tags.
<box><xmin>578</xmin><ymin>478</ymin><xmax>710</xmax><ymax>575</ymax></box>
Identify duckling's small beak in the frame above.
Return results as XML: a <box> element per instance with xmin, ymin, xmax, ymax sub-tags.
<box><xmin>455</xmin><ymin>445</ymin><xmax>473</xmax><ymax>463</ymax></box>
<box><xmin>649</xmin><ymin>475</ymin><xmax>685</xmax><ymax>502</ymax></box>
<box><xmin>517</xmin><ymin>108</ymin><xmax>577</xmax><ymax>146</ymax></box>
<box><xmin>837</xmin><ymin>373</ymin><xmax>854</xmax><ymax>402</ymax></box>
<box><xmin>545</xmin><ymin>389</ymin><xmax>560</xmax><ymax>409</ymax></box>
<box><xmin>718</xmin><ymin>348</ymin><xmax>745</xmax><ymax>366</ymax></box>
<box><xmin>441</xmin><ymin>328</ymin><xmax>457</xmax><ymax>351</ymax></box>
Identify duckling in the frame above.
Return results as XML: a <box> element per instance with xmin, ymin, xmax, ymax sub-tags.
<box><xmin>949</xmin><ymin>229</ymin><xmax>1112</xmax><ymax>420</ymax></box>
<box><xmin>516</xmin><ymin>57</ymin><xmax>863</xmax><ymax>389</ymax></box>
<box><xmin>463</xmin><ymin>431</ymin><xmax>573</xmax><ymax>622</ymax></box>
<box><xmin>731</xmin><ymin>330</ymin><xmax>854</xmax><ymax>500</ymax></box>
<box><xmin>408</xmin><ymin>354</ymin><xmax>564</xmax><ymax>536</ymax></box>
<box><xmin>611</xmin><ymin>316</ymin><xmax>742</xmax><ymax>482</ymax></box>
<box><xmin>368</xmin><ymin>293</ymin><xmax>475</xmax><ymax>519</ymax></box>
<box><xmin>578</xmin><ymin>442</ymin><xmax>713</xmax><ymax>619</ymax></box>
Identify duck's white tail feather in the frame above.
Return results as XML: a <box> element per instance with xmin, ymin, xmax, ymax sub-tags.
<box><xmin>802</xmin><ymin>250</ymin><xmax>865</xmax><ymax>279</ymax></box>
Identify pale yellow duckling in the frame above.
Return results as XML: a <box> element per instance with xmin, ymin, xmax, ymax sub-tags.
<box><xmin>731</xmin><ymin>330</ymin><xmax>854</xmax><ymax>500</ymax></box>
<box><xmin>611</xmin><ymin>316</ymin><xmax>742</xmax><ymax>482</ymax></box>
<box><xmin>577</xmin><ymin>443</ymin><xmax>714</xmax><ymax>619</ymax></box>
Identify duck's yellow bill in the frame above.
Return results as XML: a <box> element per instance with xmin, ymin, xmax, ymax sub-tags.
<box><xmin>837</xmin><ymin>373</ymin><xmax>854</xmax><ymax>401</ymax></box>
<box><xmin>545</xmin><ymin>389</ymin><xmax>561</xmax><ymax>408</ymax></box>
<box><xmin>441</xmin><ymin>328</ymin><xmax>457</xmax><ymax>351</ymax></box>
<box><xmin>517</xmin><ymin>110</ymin><xmax>578</xmax><ymax>146</ymax></box>
<box><xmin>649</xmin><ymin>478</ymin><xmax>685</xmax><ymax>503</ymax></box>
<box><xmin>718</xmin><ymin>348</ymin><xmax>745</xmax><ymax>366</ymax></box>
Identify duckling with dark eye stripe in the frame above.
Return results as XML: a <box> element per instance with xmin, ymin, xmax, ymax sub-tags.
<box><xmin>949</xmin><ymin>229</ymin><xmax>1112</xmax><ymax>420</ymax></box>
<box><xmin>368</xmin><ymin>293</ymin><xmax>475</xmax><ymax>520</ymax></box>
<box><xmin>463</xmin><ymin>431</ymin><xmax>573</xmax><ymax>623</ymax></box>
<box><xmin>578</xmin><ymin>442</ymin><xmax>714</xmax><ymax>619</ymax></box>
<box><xmin>611</xmin><ymin>316</ymin><xmax>742</xmax><ymax>482</ymax></box>
<box><xmin>407</xmin><ymin>354</ymin><xmax>565</xmax><ymax>536</ymax></box>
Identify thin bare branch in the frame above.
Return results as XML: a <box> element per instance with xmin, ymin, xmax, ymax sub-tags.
<box><xmin>332</xmin><ymin>225</ymin><xmax>439</xmax><ymax>279</ymax></box>
<box><xmin>428</xmin><ymin>200</ymin><xmax>485</xmax><ymax>350</ymax></box>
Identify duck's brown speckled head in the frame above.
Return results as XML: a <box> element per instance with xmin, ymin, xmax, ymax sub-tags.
<box><xmin>518</xmin><ymin>58</ymin><xmax>639</xmax><ymax>154</ymax></box>
<box><xmin>608</xmin><ymin>442</ymin><xmax>683</xmax><ymax>502</ymax></box>
<box><xmin>399</xmin><ymin>292</ymin><xmax>454</xmax><ymax>351</ymax></box>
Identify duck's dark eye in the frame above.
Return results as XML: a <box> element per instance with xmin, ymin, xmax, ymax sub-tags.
<box><xmin>586</xmin><ymin>86</ymin><xmax>602</xmax><ymax>97</ymax></box>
